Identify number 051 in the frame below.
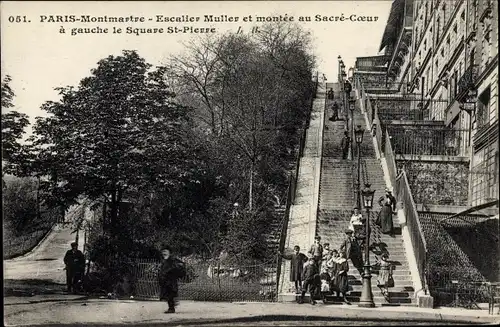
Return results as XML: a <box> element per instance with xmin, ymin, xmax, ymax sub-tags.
<box><xmin>8</xmin><ymin>16</ymin><xmax>29</xmax><ymax>23</ymax></box>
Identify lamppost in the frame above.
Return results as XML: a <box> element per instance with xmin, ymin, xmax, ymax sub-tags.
<box><xmin>349</xmin><ymin>98</ymin><xmax>356</xmax><ymax>164</ymax></box>
<box><xmin>354</xmin><ymin>125</ymin><xmax>364</xmax><ymax>209</ymax></box>
<box><xmin>358</xmin><ymin>183</ymin><xmax>376</xmax><ymax>308</ymax></box>
<box><xmin>338</xmin><ymin>55</ymin><xmax>342</xmax><ymax>85</ymax></box>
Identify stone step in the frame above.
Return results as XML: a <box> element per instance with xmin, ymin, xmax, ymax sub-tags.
<box><xmin>280</xmin><ymin>293</ymin><xmax>416</xmax><ymax>305</ymax></box>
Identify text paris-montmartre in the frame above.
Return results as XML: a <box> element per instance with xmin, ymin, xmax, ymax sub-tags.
<box><xmin>39</xmin><ymin>15</ymin><xmax>241</xmax><ymax>23</ymax></box>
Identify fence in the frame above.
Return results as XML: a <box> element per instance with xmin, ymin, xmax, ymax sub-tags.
<box><xmin>374</xmin><ymin>97</ymin><xmax>449</xmax><ymax>121</ymax></box>
<box><xmin>419</xmin><ymin>210</ymin><xmax>499</xmax><ymax>310</ymax></box>
<box><xmin>394</xmin><ymin>171</ymin><xmax>429</xmax><ymax>295</ymax></box>
<box><xmin>386</xmin><ymin>126</ymin><xmax>470</xmax><ymax>157</ymax></box>
<box><xmin>384</xmin><ymin>129</ymin><xmax>398</xmax><ymax>189</ymax></box>
<box><xmin>130</xmin><ymin>257</ymin><xmax>278</xmax><ymax>302</ymax></box>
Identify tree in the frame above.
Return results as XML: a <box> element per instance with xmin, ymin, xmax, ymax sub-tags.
<box><xmin>26</xmin><ymin>50</ymin><xmax>200</xmax><ymax>233</ymax></box>
<box><xmin>1</xmin><ymin>75</ymin><xmax>30</xmax><ymax>175</ymax></box>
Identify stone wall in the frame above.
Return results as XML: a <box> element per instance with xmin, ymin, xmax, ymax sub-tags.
<box><xmin>397</xmin><ymin>161</ymin><xmax>469</xmax><ymax>206</ymax></box>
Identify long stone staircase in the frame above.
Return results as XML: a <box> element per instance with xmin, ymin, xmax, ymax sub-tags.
<box><xmin>314</xmin><ymin>83</ymin><xmax>416</xmax><ymax>305</ymax></box>
<box><xmin>278</xmin><ymin>84</ymin><xmax>325</xmax><ymax>299</ymax></box>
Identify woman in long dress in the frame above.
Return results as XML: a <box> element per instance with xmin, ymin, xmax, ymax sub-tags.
<box><xmin>375</xmin><ymin>253</ymin><xmax>392</xmax><ymax>301</ymax></box>
<box><xmin>334</xmin><ymin>251</ymin><xmax>351</xmax><ymax>304</ymax></box>
<box><xmin>378</xmin><ymin>188</ymin><xmax>396</xmax><ymax>235</ymax></box>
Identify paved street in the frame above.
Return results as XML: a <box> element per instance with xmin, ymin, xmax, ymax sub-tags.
<box><xmin>4</xmin><ymin>224</ymin><xmax>77</xmax><ymax>295</ymax></box>
<box><xmin>4</xmin><ymin>298</ymin><xmax>499</xmax><ymax>326</ymax></box>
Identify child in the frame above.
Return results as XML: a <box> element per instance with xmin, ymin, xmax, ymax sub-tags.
<box><xmin>320</xmin><ymin>271</ymin><xmax>331</xmax><ymax>304</ymax></box>
<box><xmin>299</xmin><ymin>256</ymin><xmax>320</xmax><ymax>305</ymax></box>
<box><xmin>279</xmin><ymin>245</ymin><xmax>307</xmax><ymax>294</ymax></box>
<box><xmin>334</xmin><ymin>251</ymin><xmax>351</xmax><ymax>304</ymax></box>
<box><xmin>308</xmin><ymin>236</ymin><xmax>323</xmax><ymax>267</ymax></box>
<box><xmin>375</xmin><ymin>253</ymin><xmax>393</xmax><ymax>301</ymax></box>
<box><xmin>326</xmin><ymin>249</ymin><xmax>340</xmax><ymax>297</ymax></box>
<box><xmin>348</xmin><ymin>207</ymin><xmax>363</xmax><ymax>232</ymax></box>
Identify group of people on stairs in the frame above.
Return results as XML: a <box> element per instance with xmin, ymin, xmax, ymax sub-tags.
<box><xmin>279</xmin><ymin>187</ymin><xmax>398</xmax><ymax>304</ymax></box>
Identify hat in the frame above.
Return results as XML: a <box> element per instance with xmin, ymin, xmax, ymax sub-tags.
<box><xmin>71</xmin><ymin>242</ymin><xmax>77</xmax><ymax>247</ymax></box>
<box><xmin>345</xmin><ymin>229</ymin><xmax>353</xmax><ymax>234</ymax></box>
<box><xmin>385</xmin><ymin>188</ymin><xmax>392</xmax><ymax>193</ymax></box>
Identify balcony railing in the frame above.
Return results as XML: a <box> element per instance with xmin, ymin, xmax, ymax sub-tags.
<box><xmin>374</xmin><ymin>97</ymin><xmax>449</xmax><ymax>121</ymax></box>
<box><xmin>457</xmin><ymin>64</ymin><xmax>479</xmax><ymax>101</ymax></box>
<box><xmin>387</xmin><ymin>126</ymin><xmax>470</xmax><ymax>157</ymax></box>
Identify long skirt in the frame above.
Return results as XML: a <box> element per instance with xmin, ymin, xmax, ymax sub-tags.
<box><xmin>377</xmin><ymin>267</ymin><xmax>390</xmax><ymax>287</ymax></box>
<box><xmin>379</xmin><ymin>206</ymin><xmax>394</xmax><ymax>234</ymax></box>
<box><xmin>335</xmin><ymin>273</ymin><xmax>349</xmax><ymax>294</ymax></box>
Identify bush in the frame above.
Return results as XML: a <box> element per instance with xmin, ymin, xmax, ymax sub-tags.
<box><xmin>3</xmin><ymin>176</ymin><xmax>38</xmax><ymax>235</ymax></box>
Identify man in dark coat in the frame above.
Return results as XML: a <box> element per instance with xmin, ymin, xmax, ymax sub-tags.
<box><xmin>327</xmin><ymin>88</ymin><xmax>334</xmax><ymax>100</ymax></box>
<box><xmin>300</xmin><ymin>256</ymin><xmax>320</xmax><ymax>305</ymax></box>
<box><xmin>279</xmin><ymin>245</ymin><xmax>307</xmax><ymax>294</ymax></box>
<box><xmin>158</xmin><ymin>245</ymin><xmax>186</xmax><ymax>314</ymax></box>
<box><xmin>63</xmin><ymin>242</ymin><xmax>85</xmax><ymax>293</ymax></box>
<box><xmin>340</xmin><ymin>131</ymin><xmax>351</xmax><ymax>159</ymax></box>
<box><xmin>329</xmin><ymin>102</ymin><xmax>339</xmax><ymax>121</ymax></box>
<box><xmin>340</xmin><ymin>230</ymin><xmax>363</xmax><ymax>275</ymax></box>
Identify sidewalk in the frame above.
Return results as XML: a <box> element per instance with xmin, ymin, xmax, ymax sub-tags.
<box><xmin>4</xmin><ymin>298</ymin><xmax>499</xmax><ymax>326</ymax></box>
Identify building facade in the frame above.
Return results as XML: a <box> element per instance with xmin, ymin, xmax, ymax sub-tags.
<box><xmin>380</xmin><ymin>0</ymin><xmax>498</xmax><ymax>207</ymax></box>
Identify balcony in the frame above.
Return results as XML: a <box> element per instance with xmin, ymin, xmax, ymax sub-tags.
<box><xmin>456</xmin><ymin>65</ymin><xmax>479</xmax><ymax>101</ymax></box>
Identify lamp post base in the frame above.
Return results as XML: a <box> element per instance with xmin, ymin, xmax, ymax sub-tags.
<box><xmin>358</xmin><ymin>264</ymin><xmax>375</xmax><ymax>308</ymax></box>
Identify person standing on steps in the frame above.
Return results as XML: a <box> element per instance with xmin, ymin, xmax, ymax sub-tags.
<box><xmin>329</xmin><ymin>102</ymin><xmax>339</xmax><ymax>121</ymax></box>
<box><xmin>327</xmin><ymin>88</ymin><xmax>334</xmax><ymax>100</ymax></box>
<box><xmin>340</xmin><ymin>229</ymin><xmax>363</xmax><ymax>275</ymax></box>
<box><xmin>308</xmin><ymin>236</ymin><xmax>324</xmax><ymax>268</ymax></box>
<box><xmin>299</xmin><ymin>255</ymin><xmax>320</xmax><ymax>305</ymax></box>
<box><xmin>279</xmin><ymin>245</ymin><xmax>307</xmax><ymax>295</ymax></box>
<box><xmin>340</xmin><ymin>131</ymin><xmax>351</xmax><ymax>159</ymax></box>
<box><xmin>158</xmin><ymin>245</ymin><xmax>186</xmax><ymax>314</ymax></box>
<box><xmin>377</xmin><ymin>188</ymin><xmax>397</xmax><ymax>237</ymax></box>
<box><xmin>335</xmin><ymin>251</ymin><xmax>351</xmax><ymax>304</ymax></box>
<box><xmin>63</xmin><ymin>242</ymin><xmax>85</xmax><ymax>294</ymax></box>
<box><xmin>375</xmin><ymin>253</ymin><xmax>393</xmax><ymax>301</ymax></box>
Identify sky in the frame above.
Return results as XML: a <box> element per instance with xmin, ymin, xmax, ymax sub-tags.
<box><xmin>1</xmin><ymin>1</ymin><xmax>391</xmax><ymax>137</ymax></box>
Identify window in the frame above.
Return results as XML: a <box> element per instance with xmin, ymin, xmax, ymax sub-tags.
<box><xmin>424</xmin><ymin>40</ymin><xmax>427</xmax><ymax>51</ymax></box>
<box><xmin>425</xmin><ymin>3</ymin><xmax>428</xmax><ymax>26</ymax></box>
<box><xmin>436</xmin><ymin>18</ymin><xmax>441</xmax><ymax>44</ymax></box>
<box><xmin>478</xmin><ymin>87</ymin><xmax>491</xmax><ymax>127</ymax></box>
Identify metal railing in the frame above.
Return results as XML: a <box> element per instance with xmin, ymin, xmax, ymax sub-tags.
<box><xmin>395</xmin><ymin>170</ymin><xmax>429</xmax><ymax>295</ymax></box>
<box><xmin>374</xmin><ymin>97</ymin><xmax>449</xmax><ymax>121</ymax></box>
<box><xmin>130</xmin><ymin>257</ymin><xmax>278</xmax><ymax>302</ymax></box>
<box><xmin>387</xmin><ymin>126</ymin><xmax>470</xmax><ymax>157</ymax></box>
<box><xmin>457</xmin><ymin>65</ymin><xmax>479</xmax><ymax>101</ymax></box>
<box><xmin>384</xmin><ymin>129</ymin><xmax>398</xmax><ymax>189</ymax></box>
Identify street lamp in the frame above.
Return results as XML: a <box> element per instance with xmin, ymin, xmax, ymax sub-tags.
<box><xmin>349</xmin><ymin>98</ymin><xmax>356</xmax><ymax>163</ymax></box>
<box><xmin>359</xmin><ymin>183</ymin><xmax>376</xmax><ymax>308</ymax></box>
<box><xmin>354</xmin><ymin>125</ymin><xmax>365</xmax><ymax>208</ymax></box>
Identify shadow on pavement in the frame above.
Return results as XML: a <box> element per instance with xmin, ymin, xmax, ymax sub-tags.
<box><xmin>4</xmin><ymin>279</ymin><xmax>66</xmax><ymax>296</ymax></box>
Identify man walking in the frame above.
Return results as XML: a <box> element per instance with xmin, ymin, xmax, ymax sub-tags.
<box><xmin>63</xmin><ymin>242</ymin><xmax>85</xmax><ymax>293</ymax></box>
<box><xmin>341</xmin><ymin>131</ymin><xmax>351</xmax><ymax>159</ymax></box>
<box><xmin>158</xmin><ymin>245</ymin><xmax>186</xmax><ymax>314</ymax></box>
